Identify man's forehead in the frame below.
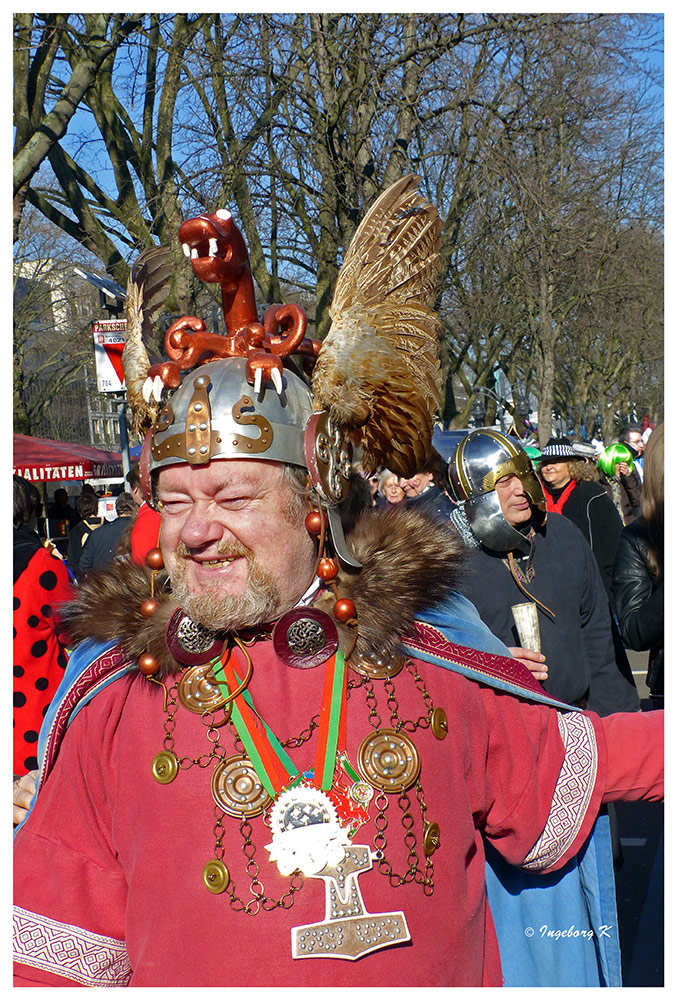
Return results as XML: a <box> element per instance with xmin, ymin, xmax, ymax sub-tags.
<box><xmin>157</xmin><ymin>459</ymin><xmax>283</xmax><ymax>491</ymax></box>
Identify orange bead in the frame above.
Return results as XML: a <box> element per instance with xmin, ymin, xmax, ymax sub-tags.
<box><xmin>138</xmin><ymin>652</ymin><xmax>159</xmax><ymax>676</ymax></box>
<box><xmin>305</xmin><ymin>510</ymin><xmax>324</xmax><ymax>536</ymax></box>
<box><xmin>145</xmin><ymin>547</ymin><xmax>164</xmax><ymax>571</ymax></box>
<box><xmin>140</xmin><ymin>598</ymin><xmax>160</xmax><ymax>619</ymax></box>
<box><xmin>333</xmin><ymin>598</ymin><xmax>356</xmax><ymax>623</ymax></box>
<box><xmin>317</xmin><ymin>557</ymin><xmax>339</xmax><ymax>581</ymax></box>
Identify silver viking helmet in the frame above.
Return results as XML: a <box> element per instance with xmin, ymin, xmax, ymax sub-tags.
<box><xmin>448</xmin><ymin>428</ymin><xmax>546</xmax><ymax>555</ymax></box>
<box><xmin>150</xmin><ymin>358</ymin><xmax>312</xmax><ymax>472</ymax></box>
<box><xmin>148</xmin><ymin>357</ymin><xmax>360</xmax><ymax>566</ymax></box>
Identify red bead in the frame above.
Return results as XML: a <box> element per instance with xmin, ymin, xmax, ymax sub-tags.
<box><xmin>145</xmin><ymin>547</ymin><xmax>164</xmax><ymax>571</ymax></box>
<box><xmin>317</xmin><ymin>557</ymin><xmax>339</xmax><ymax>581</ymax></box>
<box><xmin>140</xmin><ymin>598</ymin><xmax>160</xmax><ymax>619</ymax></box>
<box><xmin>333</xmin><ymin>598</ymin><xmax>356</xmax><ymax>623</ymax></box>
<box><xmin>305</xmin><ymin>510</ymin><xmax>324</xmax><ymax>536</ymax></box>
<box><xmin>138</xmin><ymin>652</ymin><xmax>159</xmax><ymax>675</ymax></box>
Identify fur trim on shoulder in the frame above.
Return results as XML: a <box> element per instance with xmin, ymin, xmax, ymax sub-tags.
<box><xmin>60</xmin><ymin>508</ymin><xmax>465</xmax><ymax>673</ymax></box>
<box><xmin>60</xmin><ymin>558</ymin><xmax>180</xmax><ymax>674</ymax></box>
<box><xmin>335</xmin><ymin>507</ymin><xmax>465</xmax><ymax>663</ymax></box>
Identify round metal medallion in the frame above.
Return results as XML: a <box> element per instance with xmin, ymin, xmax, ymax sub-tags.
<box><xmin>423</xmin><ymin>821</ymin><xmax>441</xmax><ymax>856</ymax></box>
<box><xmin>349</xmin><ymin>652</ymin><xmax>405</xmax><ymax>680</ymax></box>
<box><xmin>211</xmin><ymin>755</ymin><xmax>272</xmax><ymax>818</ymax></box>
<box><xmin>178</xmin><ymin>664</ymin><xmax>229</xmax><ymax>715</ymax></box>
<box><xmin>165</xmin><ymin>608</ymin><xmax>223</xmax><ymax>666</ymax></box>
<box><xmin>202</xmin><ymin>859</ymin><xmax>230</xmax><ymax>894</ymax></box>
<box><xmin>356</xmin><ymin>729</ymin><xmax>421</xmax><ymax>792</ymax></box>
<box><xmin>272</xmin><ymin>607</ymin><xmax>338</xmax><ymax>669</ymax></box>
<box><xmin>287</xmin><ymin>617</ymin><xmax>326</xmax><ymax>655</ymax></box>
<box><xmin>151</xmin><ymin>750</ymin><xmax>178</xmax><ymax>784</ymax></box>
<box><xmin>431</xmin><ymin>707</ymin><xmax>448</xmax><ymax>740</ymax></box>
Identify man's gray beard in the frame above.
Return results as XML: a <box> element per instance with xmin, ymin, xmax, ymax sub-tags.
<box><xmin>169</xmin><ymin>545</ymin><xmax>281</xmax><ymax>632</ymax></box>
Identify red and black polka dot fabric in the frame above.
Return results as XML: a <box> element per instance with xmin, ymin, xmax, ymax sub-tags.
<box><xmin>13</xmin><ymin>548</ymin><xmax>73</xmax><ymax>776</ymax></box>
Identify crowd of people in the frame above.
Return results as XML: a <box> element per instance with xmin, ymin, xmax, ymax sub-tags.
<box><xmin>362</xmin><ymin>423</ymin><xmax>662</xmax><ymax>710</ymax></box>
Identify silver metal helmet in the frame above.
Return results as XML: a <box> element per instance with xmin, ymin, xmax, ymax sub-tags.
<box><xmin>148</xmin><ymin>356</ymin><xmax>361</xmax><ymax>567</ymax></box>
<box><xmin>150</xmin><ymin>357</ymin><xmax>312</xmax><ymax>473</ymax></box>
<box><xmin>448</xmin><ymin>428</ymin><xmax>545</xmax><ymax>554</ymax></box>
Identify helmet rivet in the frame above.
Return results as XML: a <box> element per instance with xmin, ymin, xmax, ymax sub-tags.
<box><xmin>188</xmin><ymin>423</ymin><xmax>196</xmax><ymax>432</ymax></box>
<box><xmin>188</xmin><ymin>446</ymin><xmax>196</xmax><ymax>455</ymax></box>
<box><xmin>199</xmin><ymin>445</ymin><xmax>208</xmax><ymax>454</ymax></box>
<box><xmin>199</xmin><ymin>422</ymin><xmax>207</xmax><ymax>430</ymax></box>
<box><xmin>194</xmin><ymin>402</ymin><xmax>203</xmax><ymax>412</ymax></box>
<box><xmin>195</xmin><ymin>376</ymin><xmax>207</xmax><ymax>387</ymax></box>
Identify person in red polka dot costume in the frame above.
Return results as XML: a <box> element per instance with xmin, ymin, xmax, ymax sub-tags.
<box><xmin>13</xmin><ymin>477</ymin><xmax>73</xmax><ymax>776</ymax></box>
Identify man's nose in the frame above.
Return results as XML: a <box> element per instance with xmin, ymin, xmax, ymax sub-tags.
<box><xmin>180</xmin><ymin>503</ymin><xmax>224</xmax><ymax>549</ymax></box>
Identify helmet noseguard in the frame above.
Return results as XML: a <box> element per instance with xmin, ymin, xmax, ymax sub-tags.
<box><xmin>448</xmin><ymin>429</ymin><xmax>545</xmax><ymax>554</ymax></box>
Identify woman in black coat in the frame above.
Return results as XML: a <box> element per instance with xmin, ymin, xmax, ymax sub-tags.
<box><xmin>538</xmin><ymin>439</ymin><xmax>623</xmax><ymax>603</ymax></box>
<box><xmin>612</xmin><ymin>424</ymin><xmax>663</xmax><ymax>706</ymax></box>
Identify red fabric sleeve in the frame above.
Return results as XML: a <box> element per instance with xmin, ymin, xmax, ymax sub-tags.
<box><xmin>479</xmin><ymin>699</ymin><xmax>664</xmax><ymax>876</ymax></box>
<box><xmin>14</xmin><ymin>971</ymin><xmax>85</xmax><ymax>987</ymax></box>
<box><xmin>477</xmin><ymin>690</ymin><xmax>615</xmax><ymax>875</ymax></box>
<box><xmin>478</xmin><ymin>690</ymin><xmax>571</xmax><ymax>865</ymax></box>
<box><xmin>600</xmin><ymin>709</ymin><xmax>663</xmax><ymax>803</ymax></box>
<box><xmin>13</xmin><ymin>682</ymin><xmax>131</xmax><ymax>986</ymax></box>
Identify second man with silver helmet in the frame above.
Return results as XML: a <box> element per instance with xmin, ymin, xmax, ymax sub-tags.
<box><xmin>448</xmin><ymin>429</ymin><xmax>639</xmax><ymax>715</ymax></box>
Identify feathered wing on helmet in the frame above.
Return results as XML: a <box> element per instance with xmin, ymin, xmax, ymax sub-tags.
<box><xmin>311</xmin><ymin>175</ymin><xmax>444</xmax><ymax>478</ymax></box>
<box><xmin>122</xmin><ymin>246</ymin><xmax>173</xmax><ymax>437</ymax></box>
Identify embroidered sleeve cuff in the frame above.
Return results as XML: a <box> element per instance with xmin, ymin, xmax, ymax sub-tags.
<box><xmin>520</xmin><ymin>712</ymin><xmax>604</xmax><ymax>872</ymax></box>
<box><xmin>13</xmin><ymin>906</ymin><xmax>132</xmax><ymax>987</ymax></box>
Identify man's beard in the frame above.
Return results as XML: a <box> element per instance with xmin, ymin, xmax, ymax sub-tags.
<box><xmin>168</xmin><ymin>540</ymin><xmax>281</xmax><ymax>632</ymax></box>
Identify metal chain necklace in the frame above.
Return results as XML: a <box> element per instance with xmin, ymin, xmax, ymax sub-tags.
<box><xmin>150</xmin><ymin>642</ymin><xmax>447</xmax><ymax>918</ymax></box>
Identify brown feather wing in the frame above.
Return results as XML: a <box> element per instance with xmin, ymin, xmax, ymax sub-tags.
<box><xmin>122</xmin><ymin>246</ymin><xmax>172</xmax><ymax>437</ymax></box>
<box><xmin>313</xmin><ymin>175</ymin><xmax>443</xmax><ymax>477</ymax></box>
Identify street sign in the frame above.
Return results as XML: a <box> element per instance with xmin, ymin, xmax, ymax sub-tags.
<box><xmin>92</xmin><ymin>320</ymin><xmax>127</xmax><ymax>393</ymax></box>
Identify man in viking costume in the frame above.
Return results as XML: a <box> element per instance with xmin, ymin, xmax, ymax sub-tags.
<box><xmin>13</xmin><ymin>178</ymin><xmax>662</xmax><ymax>987</ymax></box>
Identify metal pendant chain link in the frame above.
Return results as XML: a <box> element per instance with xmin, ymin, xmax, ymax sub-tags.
<box><xmin>162</xmin><ymin>678</ymin><xmax>226</xmax><ymax>769</ymax></box>
<box><xmin>357</xmin><ymin>656</ymin><xmax>439</xmax><ymax>894</ymax></box>
<box><xmin>215</xmin><ymin>805</ymin><xmax>304</xmax><ymax>915</ymax></box>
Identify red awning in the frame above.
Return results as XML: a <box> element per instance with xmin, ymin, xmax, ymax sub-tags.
<box><xmin>13</xmin><ymin>434</ymin><xmax>123</xmax><ymax>483</ymax></box>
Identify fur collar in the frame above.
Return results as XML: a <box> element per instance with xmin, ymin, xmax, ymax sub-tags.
<box><xmin>60</xmin><ymin>507</ymin><xmax>465</xmax><ymax>676</ymax></box>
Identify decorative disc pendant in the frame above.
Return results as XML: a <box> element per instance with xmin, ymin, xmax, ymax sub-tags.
<box><xmin>178</xmin><ymin>663</ymin><xmax>230</xmax><ymax>716</ymax></box>
<box><xmin>423</xmin><ymin>821</ymin><xmax>441</xmax><ymax>857</ymax></box>
<box><xmin>211</xmin><ymin>754</ymin><xmax>272</xmax><ymax>818</ymax></box>
<box><xmin>356</xmin><ymin>729</ymin><xmax>421</xmax><ymax>792</ymax></box>
<box><xmin>202</xmin><ymin>859</ymin><xmax>230</xmax><ymax>894</ymax></box>
<box><xmin>152</xmin><ymin>750</ymin><xmax>179</xmax><ymax>784</ymax></box>
<box><xmin>165</xmin><ymin>609</ymin><xmax>223</xmax><ymax>666</ymax></box>
<box><xmin>272</xmin><ymin>607</ymin><xmax>338</xmax><ymax>669</ymax></box>
<box><xmin>349</xmin><ymin>652</ymin><xmax>404</xmax><ymax>679</ymax></box>
<box><xmin>431</xmin><ymin>706</ymin><xmax>448</xmax><ymax>740</ymax></box>
<box><xmin>266</xmin><ymin>786</ymin><xmax>351</xmax><ymax>877</ymax></box>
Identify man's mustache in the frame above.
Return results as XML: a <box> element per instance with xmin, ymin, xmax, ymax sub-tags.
<box><xmin>174</xmin><ymin>539</ymin><xmax>252</xmax><ymax>561</ymax></box>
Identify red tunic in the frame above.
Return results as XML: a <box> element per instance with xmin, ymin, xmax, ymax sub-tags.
<box><xmin>12</xmin><ymin>640</ymin><xmax>663</xmax><ymax>987</ymax></box>
<box><xmin>13</xmin><ymin>546</ymin><xmax>73</xmax><ymax>775</ymax></box>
